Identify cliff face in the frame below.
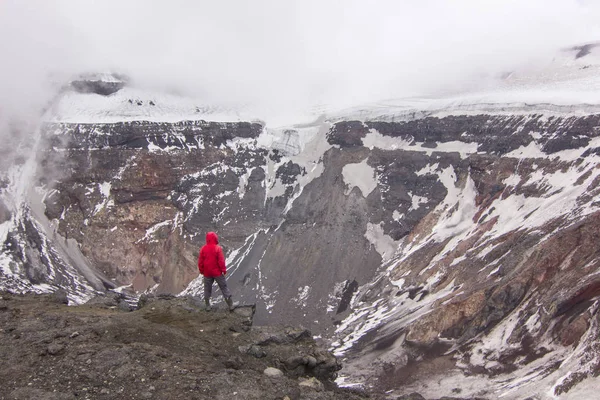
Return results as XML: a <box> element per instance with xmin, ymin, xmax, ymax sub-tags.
<box><xmin>40</xmin><ymin>120</ymin><xmax>266</xmax><ymax>294</ymax></box>
<box><xmin>3</xmin><ymin>109</ymin><xmax>600</xmax><ymax>397</ymax></box>
<box><xmin>325</xmin><ymin>115</ymin><xmax>600</xmax><ymax>398</ymax></box>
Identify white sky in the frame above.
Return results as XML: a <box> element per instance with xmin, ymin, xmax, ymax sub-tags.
<box><xmin>1</xmin><ymin>0</ymin><xmax>600</xmax><ymax>121</ymax></box>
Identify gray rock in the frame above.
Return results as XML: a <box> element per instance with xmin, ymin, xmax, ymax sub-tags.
<box><xmin>238</xmin><ymin>344</ymin><xmax>267</xmax><ymax>358</ymax></box>
<box><xmin>238</xmin><ymin>345</ymin><xmax>250</xmax><ymax>353</ymax></box>
<box><xmin>223</xmin><ymin>356</ymin><xmax>243</xmax><ymax>370</ymax></box>
<box><xmin>257</xmin><ymin>327</ymin><xmax>312</xmax><ymax>346</ymax></box>
<box><xmin>285</xmin><ymin>355</ymin><xmax>306</xmax><ymax>370</ymax></box>
<box><xmin>264</xmin><ymin>367</ymin><xmax>284</xmax><ymax>378</ymax></box>
<box><xmin>247</xmin><ymin>345</ymin><xmax>267</xmax><ymax>358</ymax></box>
<box><xmin>298</xmin><ymin>377</ymin><xmax>324</xmax><ymax>391</ymax></box>
<box><xmin>137</xmin><ymin>293</ymin><xmax>156</xmax><ymax>309</ymax></box>
<box><xmin>46</xmin><ymin>343</ymin><xmax>65</xmax><ymax>356</ymax></box>
<box><xmin>117</xmin><ymin>300</ymin><xmax>133</xmax><ymax>312</ymax></box>
<box><xmin>233</xmin><ymin>304</ymin><xmax>256</xmax><ymax>318</ymax></box>
<box><xmin>51</xmin><ymin>289</ymin><xmax>69</xmax><ymax>305</ymax></box>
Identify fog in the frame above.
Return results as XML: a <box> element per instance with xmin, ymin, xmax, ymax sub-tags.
<box><xmin>1</xmin><ymin>0</ymin><xmax>600</xmax><ymax>123</ymax></box>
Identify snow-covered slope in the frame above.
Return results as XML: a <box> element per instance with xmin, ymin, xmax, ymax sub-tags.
<box><xmin>328</xmin><ymin>116</ymin><xmax>600</xmax><ymax>397</ymax></box>
<box><xmin>0</xmin><ymin>126</ymin><xmax>108</xmax><ymax>303</ymax></box>
<box><xmin>329</xmin><ymin>45</ymin><xmax>600</xmax><ymax>123</ymax></box>
<box><xmin>44</xmin><ymin>45</ymin><xmax>600</xmax><ymax>128</ymax></box>
<box><xmin>48</xmin><ymin>86</ymin><xmax>255</xmax><ymax>124</ymax></box>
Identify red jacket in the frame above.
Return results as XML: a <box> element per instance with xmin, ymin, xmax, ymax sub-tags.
<box><xmin>198</xmin><ymin>232</ymin><xmax>226</xmax><ymax>278</ymax></box>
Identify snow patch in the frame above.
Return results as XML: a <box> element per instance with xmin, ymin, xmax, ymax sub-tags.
<box><xmin>48</xmin><ymin>87</ymin><xmax>253</xmax><ymax>124</ymax></box>
<box><xmin>292</xmin><ymin>285</ymin><xmax>311</xmax><ymax>306</ymax></box>
<box><xmin>342</xmin><ymin>159</ymin><xmax>376</xmax><ymax>197</ymax></box>
<box><xmin>416</xmin><ymin>163</ymin><xmax>440</xmax><ymax>176</ymax></box>
<box><xmin>392</xmin><ymin>210</ymin><xmax>403</xmax><ymax>221</ymax></box>
<box><xmin>362</xmin><ymin>128</ymin><xmax>411</xmax><ymax>150</ymax></box>
<box><xmin>136</xmin><ymin>220</ymin><xmax>172</xmax><ymax>244</ymax></box>
<box><xmin>409</xmin><ymin>192</ymin><xmax>428</xmax><ymax>211</ymax></box>
<box><xmin>431</xmin><ymin>171</ymin><xmax>478</xmax><ymax>242</ymax></box>
<box><xmin>92</xmin><ymin>182</ymin><xmax>112</xmax><ymax>215</ymax></box>
<box><xmin>237</xmin><ymin>167</ymin><xmax>256</xmax><ymax>199</ymax></box>
<box><xmin>362</xmin><ymin>129</ymin><xmax>477</xmax><ymax>158</ymax></box>
<box><xmin>364</xmin><ymin>223</ymin><xmax>397</xmax><ymax>261</ymax></box>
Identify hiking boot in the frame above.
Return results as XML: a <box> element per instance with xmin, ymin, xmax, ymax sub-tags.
<box><xmin>225</xmin><ymin>296</ymin><xmax>234</xmax><ymax>311</ymax></box>
<box><xmin>204</xmin><ymin>298</ymin><xmax>211</xmax><ymax>311</ymax></box>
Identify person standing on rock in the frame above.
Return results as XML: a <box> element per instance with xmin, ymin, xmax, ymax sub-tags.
<box><xmin>198</xmin><ymin>231</ymin><xmax>234</xmax><ymax>311</ymax></box>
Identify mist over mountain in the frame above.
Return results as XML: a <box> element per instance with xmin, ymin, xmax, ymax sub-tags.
<box><xmin>2</xmin><ymin>0</ymin><xmax>600</xmax><ymax>123</ymax></box>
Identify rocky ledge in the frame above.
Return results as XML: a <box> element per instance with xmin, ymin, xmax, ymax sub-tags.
<box><xmin>0</xmin><ymin>292</ymin><xmax>370</xmax><ymax>400</ymax></box>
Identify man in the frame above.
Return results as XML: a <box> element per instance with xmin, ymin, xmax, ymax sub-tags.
<box><xmin>198</xmin><ymin>231</ymin><xmax>234</xmax><ymax>311</ymax></box>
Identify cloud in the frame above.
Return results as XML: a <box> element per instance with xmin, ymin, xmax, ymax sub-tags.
<box><xmin>1</xmin><ymin>0</ymin><xmax>600</xmax><ymax>121</ymax></box>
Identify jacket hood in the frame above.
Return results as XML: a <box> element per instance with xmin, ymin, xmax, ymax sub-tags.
<box><xmin>206</xmin><ymin>231</ymin><xmax>219</xmax><ymax>245</ymax></box>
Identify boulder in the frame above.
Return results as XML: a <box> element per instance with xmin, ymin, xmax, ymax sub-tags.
<box><xmin>298</xmin><ymin>377</ymin><xmax>324</xmax><ymax>391</ymax></box>
<box><xmin>264</xmin><ymin>367</ymin><xmax>284</xmax><ymax>378</ymax></box>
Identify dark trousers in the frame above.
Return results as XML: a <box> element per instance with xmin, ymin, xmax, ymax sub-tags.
<box><xmin>203</xmin><ymin>275</ymin><xmax>231</xmax><ymax>300</ymax></box>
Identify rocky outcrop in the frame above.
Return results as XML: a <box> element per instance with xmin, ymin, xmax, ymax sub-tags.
<box><xmin>70</xmin><ymin>80</ymin><xmax>125</xmax><ymax>96</ymax></box>
<box><xmin>69</xmin><ymin>73</ymin><xmax>128</xmax><ymax>96</ymax></box>
<box><xmin>0</xmin><ymin>291</ymin><xmax>371</xmax><ymax>400</ymax></box>
<box><xmin>44</xmin><ymin>120</ymin><xmax>263</xmax><ymax>149</ymax></box>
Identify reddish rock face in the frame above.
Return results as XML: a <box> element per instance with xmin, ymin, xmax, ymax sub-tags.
<box><xmin>558</xmin><ymin>313</ymin><xmax>590</xmax><ymax>347</ymax></box>
<box><xmin>406</xmin><ymin>290</ymin><xmax>487</xmax><ymax>344</ymax></box>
